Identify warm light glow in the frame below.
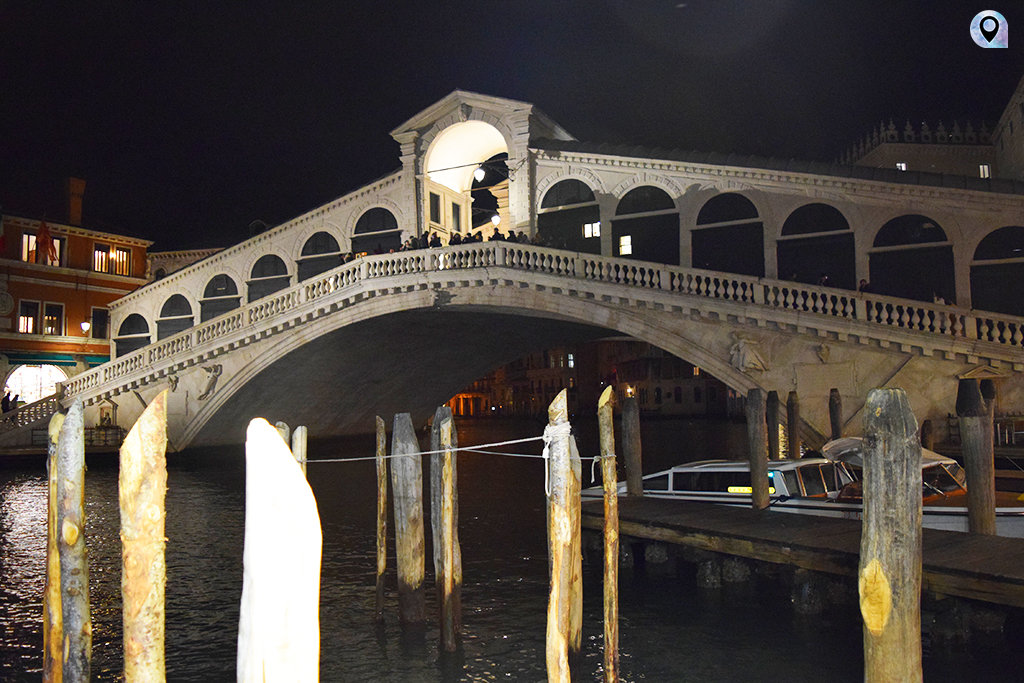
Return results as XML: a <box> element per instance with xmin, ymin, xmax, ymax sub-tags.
<box><xmin>490</xmin><ymin>214</ymin><xmax>501</xmax><ymax>226</ymax></box>
<box><xmin>474</xmin><ymin>167</ymin><xmax>486</xmax><ymax>182</ymax></box>
<box><xmin>80</xmin><ymin>321</ymin><xmax>91</xmax><ymax>333</ymax></box>
<box><xmin>728</xmin><ymin>486</ymin><xmax>776</xmax><ymax>495</ymax></box>
<box><xmin>625</xmin><ymin>385</ymin><xmax>634</xmax><ymax>397</ymax></box>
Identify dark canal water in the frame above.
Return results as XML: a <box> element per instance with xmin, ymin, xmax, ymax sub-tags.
<box><xmin>1</xmin><ymin>417</ymin><xmax>1021</xmax><ymax>680</ymax></box>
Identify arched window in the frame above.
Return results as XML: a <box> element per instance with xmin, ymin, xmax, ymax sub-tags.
<box><xmin>869</xmin><ymin>215</ymin><xmax>954</xmax><ymax>303</ymax></box>
<box><xmin>692</xmin><ymin>193</ymin><xmax>763</xmax><ymax>277</ymax></box>
<box><xmin>115</xmin><ymin>313</ymin><xmax>150</xmax><ymax>357</ymax></box>
<box><xmin>247</xmin><ymin>255</ymin><xmax>290</xmax><ymax>303</ymax></box>
<box><xmin>156</xmin><ymin>294</ymin><xmax>194</xmax><ymax>340</ymax></box>
<box><xmin>777</xmin><ymin>204</ymin><xmax>854</xmax><ymax>288</ymax></box>
<box><xmin>971</xmin><ymin>226</ymin><xmax>1024</xmax><ymax>315</ymax></box>
<box><xmin>612</xmin><ymin>185</ymin><xmax>679</xmax><ymax>265</ymax></box>
<box><xmin>298</xmin><ymin>231</ymin><xmax>343</xmax><ymax>281</ymax></box>
<box><xmin>537</xmin><ymin>179</ymin><xmax>600</xmax><ymax>254</ymax></box>
<box><xmin>352</xmin><ymin>208</ymin><xmax>401</xmax><ymax>254</ymax></box>
<box><xmin>200</xmin><ymin>274</ymin><xmax>241</xmax><ymax>322</ymax></box>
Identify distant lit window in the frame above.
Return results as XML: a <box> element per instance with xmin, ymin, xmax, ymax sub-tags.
<box><xmin>980</xmin><ymin>163</ymin><xmax>991</xmax><ymax>179</ymax></box>
<box><xmin>567</xmin><ymin>353</ymin><xmax>575</xmax><ymax>368</ymax></box>
<box><xmin>693</xmin><ymin>367</ymin><xmax>701</xmax><ymax>377</ymax></box>
<box><xmin>619</xmin><ymin>235</ymin><xmax>632</xmax><ymax>255</ymax></box>
<box><xmin>895</xmin><ymin>162</ymin><xmax>908</xmax><ymax>171</ymax></box>
<box><xmin>113</xmin><ymin>247</ymin><xmax>131</xmax><ymax>276</ymax></box>
<box><xmin>43</xmin><ymin>303</ymin><xmax>64</xmax><ymax>336</ymax></box>
<box><xmin>20</xmin><ymin>234</ymin><xmax>63</xmax><ymax>266</ymax></box>
<box><xmin>21</xmin><ymin>234</ymin><xmax>36</xmax><ymax>262</ymax></box>
<box><xmin>583</xmin><ymin>221</ymin><xmax>601</xmax><ymax>238</ymax></box>
<box><xmin>93</xmin><ymin>244</ymin><xmax>110</xmax><ymax>272</ymax></box>
<box><xmin>18</xmin><ymin>300</ymin><xmax>39</xmax><ymax>334</ymax></box>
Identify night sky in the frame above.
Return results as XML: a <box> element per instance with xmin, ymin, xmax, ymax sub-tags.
<box><xmin>2</xmin><ymin>1</ymin><xmax>1022</xmax><ymax>251</ymax></box>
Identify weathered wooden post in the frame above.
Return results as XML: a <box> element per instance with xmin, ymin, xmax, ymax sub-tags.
<box><xmin>374</xmin><ymin>416</ymin><xmax>387</xmax><ymax>622</ymax></box>
<box><xmin>568</xmin><ymin>433</ymin><xmax>583</xmax><ymax>656</ymax></box>
<box><xmin>920</xmin><ymin>420</ymin><xmax>935</xmax><ymax>451</ymax></box>
<box><xmin>745</xmin><ymin>388</ymin><xmax>770</xmax><ymax>510</ymax></box>
<box><xmin>545</xmin><ymin>389</ymin><xmax>573</xmax><ymax>683</ymax></box>
<box><xmin>621</xmin><ymin>396</ymin><xmax>643</xmax><ymax>496</ymax></box>
<box><xmin>56</xmin><ymin>400</ymin><xmax>90</xmax><ymax>682</ymax></box>
<box><xmin>291</xmin><ymin>425</ymin><xmax>308</xmax><ymax>478</ymax></box>
<box><xmin>43</xmin><ymin>412</ymin><xmax>64</xmax><ymax>683</ymax></box>
<box><xmin>430</xmin><ymin>406</ymin><xmax>462</xmax><ymax>652</ymax></box>
<box><xmin>275</xmin><ymin>420</ymin><xmax>290</xmax><ymax>445</ymax></box>
<box><xmin>390</xmin><ymin>413</ymin><xmax>426</xmax><ymax>626</ymax></box>
<box><xmin>981</xmin><ymin>378</ymin><xmax>997</xmax><ymax>455</ymax></box>
<box><xmin>786</xmin><ymin>390</ymin><xmax>801</xmax><ymax>459</ymax></box>
<box><xmin>829</xmin><ymin>388</ymin><xmax>843</xmax><ymax>440</ymax></box>
<box><xmin>957</xmin><ymin>379</ymin><xmax>996</xmax><ymax>535</ymax></box>
<box><xmin>120</xmin><ymin>390</ymin><xmax>168</xmax><ymax>680</ymax></box>
<box><xmin>766</xmin><ymin>390</ymin><xmax>781</xmax><ymax>461</ymax></box>
<box><xmin>859</xmin><ymin>388</ymin><xmax>922</xmax><ymax>682</ymax></box>
<box><xmin>596</xmin><ymin>386</ymin><xmax>619</xmax><ymax>682</ymax></box>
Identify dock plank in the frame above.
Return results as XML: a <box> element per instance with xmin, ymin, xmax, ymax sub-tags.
<box><xmin>581</xmin><ymin>497</ymin><xmax>1024</xmax><ymax>608</ymax></box>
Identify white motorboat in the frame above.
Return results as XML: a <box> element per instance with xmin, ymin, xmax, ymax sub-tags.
<box><xmin>583</xmin><ymin>438</ymin><xmax>1024</xmax><ymax>537</ymax></box>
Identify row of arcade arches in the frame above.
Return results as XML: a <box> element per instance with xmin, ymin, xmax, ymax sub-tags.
<box><xmin>536</xmin><ymin>178</ymin><xmax>1023</xmax><ymax>314</ymax></box>
<box><xmin>115</xmin><ymin>208</ymin><xmax>403</xmax><ymax>356</ymax></box>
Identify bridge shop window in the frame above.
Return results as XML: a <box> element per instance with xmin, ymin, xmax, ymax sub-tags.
<box><xmin>352</xmin><ymin>207</ymin><xmax>401</xmax><ymax>254</ymax></box>
<box><xmin>970</xmin><ymin>226</ymin><xmax>1024</xmax><ymax>316</ymax></box>
<box><xmin>692</xmin><ymin>193</ymin><xmax>763</xmax><ymax>277</ymax></box>
<box><xmin>247</xmin><ymin>255</ymin><xmax>291</xmax><ymax>303</ymax></box>
<box><xmin>156</xmin><ymin>294</ymin><xmax>195</xmax><ymax>340</ymax></box>
<box><xmin>200</xmin><ymin>274</ymin><xmax>241</xmax><ymax>321</ymax></box>
<box><xmin>868</xmin><ymin>214</ymin><xmax>954</xmax><ymax>303</ymax></box>
<box><xmin>114</xmin><ymin>313</ymin><xmax>151</xmax><ymax>357</ymax></box>
<box><xmin>612</xmin><ymin>186</ymin><xmax>679</xmax><ymax>265</ymax></box>
<box><xmin>777</xmin><ymin>203</ymin><xmax>854</xmax><ymax>289</ymax></box>
<box><xmin>298</xmin><ymin>231</ymin><xmax>343</xmax><ymax>282</ymax></box>
<box><xmin>537</xmin><ymin>179</ymin><xmax>600</xmax><ymax>254</ymax></box>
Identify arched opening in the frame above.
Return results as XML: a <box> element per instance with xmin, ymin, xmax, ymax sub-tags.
<box><xmin>4</xmin><ymin>364</ymin><xmax>68</xmax><ymax>405</ymax></box>
<box><xmin>423</xmin><ymin>120</ymin><xmax>508</xmax><ymax>240</ymax></box>
<box><xmin>200</xmin><ymin>274</ymin><xmax>241</xmax><ymax>322</ymax></box>
<box><xmin>352</xmin><ymin>209</ymin><xmax>401</xmax><ymax>254</ymax></box>
<box><xmin>247</xmin><ymin>255</ymin><xmax>290</xmax><ymax>303</ymax></box>
<box><xmin>692</xmin><ymin>193</ymin><xmax>764</xmax><ymax>277</ymax></box>
<box><xmin>869</xmin><ymin>215</ymin><xmax>954</xmax><ymax>303</ymax></box>
<box><xmin>612</xmin><ymin>186</ymin><xmax>679</xmax><ymax>265</ymax></box>
<box><xmin>537</xmin><ymin>179</ymin><xmax>600</xmax><ymax>253</ymax></box>
<box><xmin>156</xmin><ymin>294</ymin><xmax>194</xmax><ymax>340</ymax></box>
<box><xmin>298</xmin><ymin>231</ymin><xmax>343</xmax><ymax>281</ymax></box>
<box><xmin>777</xmin><ymin>203</ymin><xmax>854</xmax><ymax>288</ymax></box>
<box><xmin>115</xmin><ymin>313</ymin><xmax>151</xmax><ymax>356</ymax></box>
<box><xmin>971</xmin><ymin>226</ymin><xmax>1024</xmax><ymax>315</ymax></box>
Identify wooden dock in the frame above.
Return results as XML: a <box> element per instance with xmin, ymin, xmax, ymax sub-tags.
<box><xmin>581</xmin><ymin>497</ymin><xmax>1024</xmax><ymax>608</ymax></box>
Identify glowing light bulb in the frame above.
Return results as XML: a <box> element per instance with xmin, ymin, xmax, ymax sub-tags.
<box><xmin>490</xmin><ymin>214</ymin><xmax>501</xmax><ymax>226</ymax></box>
<box><xmin>474</xmin><ymin>167</ymin><xmax>486</xmax><ymax>182</ymax></box>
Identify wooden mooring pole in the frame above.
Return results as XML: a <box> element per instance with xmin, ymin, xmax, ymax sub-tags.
<box><xmin>43</xmin><ymin>412</ymin><xmax>64</xmax><ymax>683</ymax></box>
<box><xmin>746</xmin><ymin>388</ymin><xmax>769</xmax><ymax>509</ymax></box>
<box><xmin>291</xmin><ymin>425</ymin><xmax>308</xmax><ymax>478</ymax></box>
<box><xmin>957</xmin><ymin>379</ymin><xmax>996</xmax><ymax>535</ymax></box>
<box><xmin>920</xmin><ymin>420</ymin><xmax>935</xmax><ymax>451</ymax></box>
<box><xmin>621</xmin><ymin>396</ymin><xmax>643</xmax><ymax>496</ymax></box>
<box><xmin>390</xmin><ymin>413</ymin><xmax>426</xmax><ymax>626</ymax></box>
<box><xmin>766</xmin><ymin>390</ymin><xmax>781</xmax><ymax>461</ymax></box>
<box><xmin>430</xmin><ymin>407</ymin><xmax>462</xmax><ymax>652</ymax></box>
<box><xmin>375</xmin><ymin>416</ymin><xmax>388</xmax><ymax>622</ymax></box>
<box><xmin>829</xmin><ymin>388</ymin><xmax>843</xmax><ymax>441</ymax></box>
<box><xmin>56</xmin><ymin>400</ymin><xmax>91</xmax><ymax>682</ymax></box>
<box><xmin>568</xmin><ymin>432</ymin><xmax>583</xmax><ymax>657</ymax></box>
<box><xmin>120</xmin><ymin>390</ymin><xmax>168</xmax><ymax>680</ymax></box>
<box><xmin>786</xmin><ymin>391</ymin><xmax>801</xmax><ymax>459</ymax></box>
<box><xmin>859</xmin><ymin>388</ymin><xmax>922</xmax><ymax>682</ymax></box>
<box><xmin>545</xmin><ymin>389</ymin><xmax>573</xmax><ymax>682</ymax></box>
<box><xmin>597</xmin><ymin>386</ymin><xmax>619</xmax><ymax>682</ymax></box>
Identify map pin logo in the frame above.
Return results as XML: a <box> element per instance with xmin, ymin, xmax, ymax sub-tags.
<box><xmin>971</xmin><ymin>10</ymin><xmax>1008</xmax><ymax>48</ymax></box>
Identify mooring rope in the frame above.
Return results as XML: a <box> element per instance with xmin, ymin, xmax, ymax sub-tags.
<box><xmin>299</xmin><ymin>434</ymin><xmax>551</xmax><ymax>464</ymax></box>
<box><xmin>540</xmin><ymin>422</ymin><xmax>573</xmax><ymax>496</ymax></box>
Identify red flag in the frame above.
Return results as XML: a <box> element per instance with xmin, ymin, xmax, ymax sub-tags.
<box><xmin>37</xmin><ymin>221</ymin><xmax>57</xmax><ymax>263</ymax></box>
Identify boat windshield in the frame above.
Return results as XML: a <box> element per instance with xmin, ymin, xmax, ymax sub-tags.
<box><xmin>922</xmin><ymin>463</ymin><xmax>966</xmax><ymax>494</ymax></box>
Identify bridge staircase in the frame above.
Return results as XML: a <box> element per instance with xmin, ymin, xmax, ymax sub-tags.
<box><xmin>0</xmin><ymin>394</ymin><xmax>63</xmax><ymax>453</ymax></box>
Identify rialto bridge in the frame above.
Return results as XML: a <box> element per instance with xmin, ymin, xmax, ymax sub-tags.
<box><xmin>3</xmin><ymin>91</ymin><xmax>1024</xmax><ymax>451</ymax></box>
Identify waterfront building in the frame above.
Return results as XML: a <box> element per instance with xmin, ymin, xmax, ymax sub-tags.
<box><xmin>0</xmin><ymin>185</ymin><xmax>151</xmax><ymax>405</ymax></box>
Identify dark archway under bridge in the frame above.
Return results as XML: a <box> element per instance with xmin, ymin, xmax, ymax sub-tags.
<box><xmin>189</xmin><ymin>309</ymin><xmax>613</xmax><ymax>448</ymax></box>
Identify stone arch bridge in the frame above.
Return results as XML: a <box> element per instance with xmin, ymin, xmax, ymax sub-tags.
<box><xmin>20</xmin><ymin>242</ymin><xmax>1024</xmax><ymax>452</ymax></box>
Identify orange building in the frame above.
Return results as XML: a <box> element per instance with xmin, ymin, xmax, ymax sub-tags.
<box><xmin>0</xmin><ymin>212</ymin><xmax>151</xmax><ymax>404</ymax></box>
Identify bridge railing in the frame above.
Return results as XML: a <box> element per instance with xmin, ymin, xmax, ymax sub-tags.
<box><xmin>62</xmin><ymin>242</ymin><xmax>1024</xmax><ymax>401</ymax></box>
<box><xmin>0</xmin><ymin>394</ymin><xmax>62</xmax><ymax>435</ymax></box>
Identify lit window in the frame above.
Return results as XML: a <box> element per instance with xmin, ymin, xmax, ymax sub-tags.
<box><xmin>18</xmin><ymin>301</ymin><xmax>39</xmax><ymax>334</ymax></box>
<box><xmin>43</xmin><ymin>303</ymin><xmax>64</xmax><ymax>335</ymax></box>
<box><xmin>93</xmin><ymin>244</ymin><xmax>110</xmax><ymax>272</ymax></box>
<box><xmin>895</xmin><ymin>162</ymin><xmax>907</xmax><ymax>171</ymax></box>
<box><xmin>980</xmin><ymin>163</ymin><xmax>991</xmax><ymax>179</ymax></box>
<box><xmin>113</xmin><ymin>247</ymin><xmax>131</xmax><ymax>276</ymax></box>
<box><xmin>567</xmin><ymin>353</ymin><xmax>575</xmax><ymax>368</ymax></box>
<box><xmin>21</xmin><ymin>234</ymin><xmax>37</xmax><ymax>263</ymax></box>
<box><xmin>693</xmin><ymin>367</ymin><xmax>701</xmax><ymax>377</ymax></box>
<box><xmin>619</xmin><ymin>235</ymin><xmax>632</xmax><ymax>255</ymax></box>
<box><xmin>583</xmin><ymin>221</ymin><xmax>601</xmax><ymax>238</ymax></box>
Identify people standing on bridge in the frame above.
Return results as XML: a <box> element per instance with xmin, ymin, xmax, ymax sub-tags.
<box><xmin>429</xmin><ymin>232</ymin><xmax>442</xmax><ymax>248</ymax></box>
<box><xmin>858</xmin><ymin>279</ymin><xmax>871</xmax><ymax>293</ymax></box>
<box><xmin>1</xmin><ymin>392</ymin><xmax>9</xmax><ymax>413</ymax></box>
